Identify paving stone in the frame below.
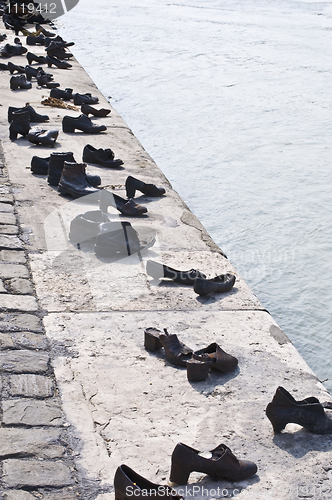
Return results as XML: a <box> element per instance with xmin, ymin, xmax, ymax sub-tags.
<box><xmin>41</xmin><ymin>491</ymin><xmax>78</xmax><ymax>500</ymax></box>
<box><xmin>0</xmin><ymin>350</ymin><xmax>49</xmax><ymax>373</ymax></box>
<box><xmin>0</xmin><ymin>194</ymin><xmax>14</xmax><ymax>204</ymax></box>
<box><xmin>0</xmin><ymin>249</ymin><xmax>26</xmax><ymax>263</ymax></box>
<box><xmin>2</xmin><ymin>460</ymin><xmax>72</xmax><ymax>488</ymax></box>
<box><xmin>0</xmin><ymin>213</ymin><xmax>17</xmax><ymax>225</ymax></box>
<box><xmin>13</xmin><ymin>313</ymin><xmax>42</xmax><ymax>332</ymax></box>
<box><xmin>3</xmin><ymin>491</ymin><xmax>36</xmax><ymax>500</ymax></box>
<box><xmin>2</xmin><ymin>399</ymin><xmax>63</xmax><ymax>426</ymax></box>
<box><xmin>0</xmin><ymin>295</ymin><xmax>38</xmax><ymax>312</ymax></box>
<box><xmin>0</xmin><ymin>235</ymin><xmax>24</xmax><ymax>250</ymax></box>
<box><xmin>6</xmin><ymin>278</ymin><xmax>34</xmax><ymax>295</ymax></box>
<box><xmin>0</xmin><ymin>224</ymin><xmax>18</xmax><ymax>235</ymax></box>
<box><xmin>0</xmin><ymin>264</ymin><xmax>29</xmax><ymax>279</ymax></box>
<box><xmin>0</xmin><ymin>331</ymin><xmax>48</xmax><ymax>350</ymax></box>
<box><xmin>0</xmin><ymin>186</ymin><xmax>11</xmax><ymax>194</ymax></box>
<box><xmin>9</xmin><ymin>374</ymin><xmax>54</xmax><ymax>397</ymax></box>
<box><xmin>0</xmin><ymin>428</ymin><xmax>65</xmax><ymax>459</ymax></box>
<box><xmin>0</xmin><ymin>202</ymin><xmax>14</xmax><ymax>213</ymax></box>
<box><xmin>0</xmin><ymin>279</ymin><xmax>7</xmax><ymax>293</ymax></box>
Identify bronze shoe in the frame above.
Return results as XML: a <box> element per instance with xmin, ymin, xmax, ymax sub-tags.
<box><xmin>193</xmin><ymin>343</ymin><xmax>238</xmax><ymax>373</ymax></box>
<box><xmin>266</xmin><ymin>386</ymin><xmax>332</xmax><ymax>434</ymax></box>
<box><xmin>170</xmin><ymin>442</ymin><xmax>257</xmax><ymax>485</ymax></box>
<box><xmin>114</xmin><ymin>464</ymin><xmax>182</xmax><ymax>500</ymax></box>
<box><xmin>144</xmin><ymin>327</ymin><xmax>193</xmax><ymax>367</ymax></box>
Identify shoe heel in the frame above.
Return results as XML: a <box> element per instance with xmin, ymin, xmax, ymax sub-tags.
<box><xmin>62</xmin><ymin>122</ymin><xmax>75</xmax><ymax>133</ymax></box>
<box><xmin>169</xmin><ymin>464</ymin><xmax>191</xmax><ymax>485</ymax></box>
<box><xmin>270</xmin><ymin>418</ymin><xmax>287</xmax><ymax>433</ymax></box>
<box><xmin>144</xmin><ymin>328</ymin><xmax>162</xmax><ymax>351</ymax></box>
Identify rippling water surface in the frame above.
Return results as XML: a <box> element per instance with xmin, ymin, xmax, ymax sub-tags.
<box><xmin>58</xmin><ymin>0</ymin><xmax>332</xmax><ymax>392</ymax></box>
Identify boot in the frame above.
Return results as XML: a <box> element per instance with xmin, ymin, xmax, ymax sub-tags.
<box><xmin>47</xmin><ymin>152</ymin><xmax>101</xmax><ymax>187</ymax></box>
<box><xmin>81</xmin><ymin>103</ymin><xmax>110</xmax><ymax>117</ymax></box>
<box><xmin>7</xmin><ymin>61</ymin><xmax>25</xmax><ymax>74</ymax></box>
<box><xmin>10</xmin><ymin>74</ymin><xmax>32</xmax><ymax>90</ymax></box>
<box><xmin>73</xmin><ymin>93</ymin><xmax>99</xmax><ymax>105</ymax></box>
<box><xmin>62</xmin><ymin>114</ymin><xmax>106</xmax><ymax>134</ymax></box>
<box><xmin>46</xmin><ymin>55</ymin><xmax>72</xmax><ymax>69</ymax></box>
<box><xmin>170</xmin><ymin>442</ymin><xmax>257</xmax><ymax>484</ymax></box>
<box><xmin>266</xmin><ymin>386</ymin><xmax>332</xmax><ymax>434</ymax></box>
<box><xmin>8</xmin><ymin>105</ymin><xmax>49</xmax><ymax>123</ymax></box>
<box><xmin>27</xmin><ymin>128</ymin><xmax>59</xmax><ymax>146</ymax></box>
<box><xmin>50</xmin><ymin>87</ymin><xmax>73</xmax><ymax>101</ymax></box>
<box><xmin>82</xmin><ymin>144</ymin><xmax>123</xmax><ymax>168</ymax></box>
<box><xmin>26</xmin><ymin>52</ymin><xmax>47</xmax><ymax>65</ymax></box>
<box><xmin>58</xmin><ymin>162</ymin><xmax>100</xmax><ymax>198</ymax></box>
<box><xmin>31</xmin><ymin>155</ymin><xmax>50</xmax><ymax>175</ymax></box>
<box><xmin>146</xmin><ymin>259</ymin><xmax>206</xmax><ymax>285</ymax></box>
<box><xmin>193</xmin><ymin>273</ymin><xmax>236</xmax><ymax>296</ymax></box>
<box><xmin>9</xmin><ymin>109</ymin><xmax>31</xmax><ymax>141</ymax></box>
<box><xmin>125</xmin><ymin>175</ymin><xmax>165</xmax><ymax>198</ymax></box>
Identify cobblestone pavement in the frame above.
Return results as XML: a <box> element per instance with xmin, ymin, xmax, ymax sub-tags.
<box><xmin>0</xmin><ymin>146</ymin><xmax>82</xmax><ymax>499</ymax></box>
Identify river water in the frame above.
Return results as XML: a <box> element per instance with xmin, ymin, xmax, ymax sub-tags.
<box><xmin>58</xmin><ymin>0</ymin><xmax>332</xmax><ymax>393</ymax></box>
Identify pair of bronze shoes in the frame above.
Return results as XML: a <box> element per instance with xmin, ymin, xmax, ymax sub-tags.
<box><xmin>146</xmin><ymin>260</ymin><xmax>236</xmax><ymax>296</ymax></box>
<box><xmin>144</xmin><ymin>328</ymin><xmax>238</xmax><ymax>381</ymax></box>
<box><xmin>114</xmin><ymin>444</ymin><xmax>257</xmax><ymax>499</ymax></box>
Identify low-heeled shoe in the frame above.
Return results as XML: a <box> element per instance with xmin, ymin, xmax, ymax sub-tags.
<box><xmin>125</xmin><ymin>175</ymin><xmax>165</xmax><ymax>198</ymax></box>
<box><xmin>73</xmin><ymin>93</ymin><xmax>99</xmax><ymax>105</ymax></box>
<box><xmin>46</xmin><ymin>55</ymin><xmax>72</xmax><ymax>69</ymax></box>
<box><xmin>82</xmin><ymin>144</ymin><xmax>123</xmax><ymax>168</ymax></box>
<box><xmin>146</xmin><ymin>259</ymin><xmax>206</xmax><ymax>285</ymax></box>
<box><xmin>95</xmin><ymin>222</ymin><xmax>156</xmax><ymax>258</ymax></box>
<box><xmin>266</xmin><ymin>386</ymin><xmax>332</xmax><ymax>434</ymax></box>
<box><xmin>27</xmin><ymin>128</ymin><xmax>58</xmax><ymax>146</ymax></box>
<box><xmin>144</xmin><ymin>327</ymin><xmax>193</xmax><ymax>367</ymax></box>
<box><xmin>8</xmin><ymin>105</ymin><xmax>49</xmax><ymax>123</ymax></box>
<box><xmin>193</xmin><ymin>342</ymin><xmax>238</xmax><ymax>373</ymax></box>
<box><xmin>99</xmin><ymin>190</ymin><xmax>147</xmax><ymax>216</ymax></box>
<box><xmin>81</xmin><ymin>103</ymin><xmax>110</xmax><ymax>117</ymax></box>
<box><xmin>26</xmin><ymin>52</ymin><xmax>47</xmax><ymax>65</ymax></box>
<box><xmin>194</xmin><ymin>273</ymin><xmax>236</xmax><ymax>296</ymax></box>
<box><xmin>69</xmin><ymin>210</ymin><xmax>110</xmax><ymax>244</ymax></box>
<box><xmin>10</xmin><ymin>74</ymin><xmax>32</xmax><ymax>90</ymax></box>
<box><xmin>50</xmin><ymin>87</ymin><xmax>73</xmax><ymax>101</ymax></box>
<box><xmin>62</xmin><ymin>115</ymin><xmax>107</xmax><ymax>134</ymax></box>
<box><xmin>7</xmin><ymin>61</ymin><xmax>25</xmax><ymax>74</ymax></box>
<box><xmin>114</xmin><ymin>464</ymin><xmax>182</xmax><ymax>500</ymax></box>
<box><xmin>170</xmin><ymin>442</ymin><xmax>257</xmax><ymax>484</ymax></box>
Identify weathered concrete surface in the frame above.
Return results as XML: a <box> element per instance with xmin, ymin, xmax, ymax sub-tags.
<box><xmin>44</xmin><ymin>310</ymin><xmax>332</xmax><ymax>499</ymax></box>
<box><xmin>0</xmin><ymin>23</ymin><xmax>331</xmax><ymax>500</ymax></box>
